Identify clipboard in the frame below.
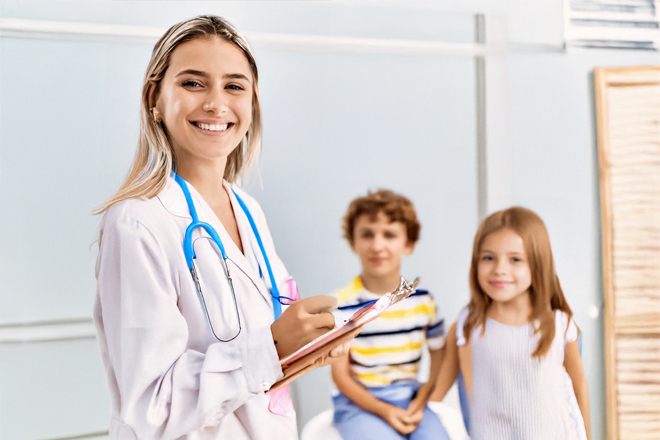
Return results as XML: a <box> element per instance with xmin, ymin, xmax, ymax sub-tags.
<box><xmin>271</xmin><ymin>277</ymin><xmax>420</xmax><ymax>390</ymax></box>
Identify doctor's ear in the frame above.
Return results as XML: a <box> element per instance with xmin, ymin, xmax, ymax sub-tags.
<box><xmin>146</xmin><ymin>81</ymin><xmax>162</xmax><ymax>123</ymax></box>
<box><xmin>151</xmin><ymin>109</ymin><xmax>162</xmax><ymax>123</ymax></box>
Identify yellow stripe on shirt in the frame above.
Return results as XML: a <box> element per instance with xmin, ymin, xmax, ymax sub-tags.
<box><xmin>336</xmin><ymin>277</ymin><xmax>363</xmax><ymax>304</ymax></box>
<box><xmin>379</xmin><ymin>303</ymin><xmax>434</xmax><ymax>320</ymax></box>
<box><xmin>351</xmin><ymin>340</ymin><xmax>423</xmax><ymax>355</ymax></box>
<box><xmin>355</xmin><ymin>365</ymin><xmax>419</xmax><ymax>385</ymax></box>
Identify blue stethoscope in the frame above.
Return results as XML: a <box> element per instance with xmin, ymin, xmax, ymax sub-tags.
<box><xmin>174</xmin><ymin>173</ymin><xmax>292</xmax><ymax>342</ymax></box>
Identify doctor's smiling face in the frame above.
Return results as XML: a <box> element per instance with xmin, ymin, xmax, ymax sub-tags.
<box><xmin>154</xmin><ymin>36</ymin><xmax>253</xmax><ymax>172</ymax></box>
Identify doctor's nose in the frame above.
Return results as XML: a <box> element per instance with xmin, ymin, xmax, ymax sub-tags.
<box><xmin>202</xmin><ymin>89</ymin><xmax>229</xmax><ymax>114</ymax></box>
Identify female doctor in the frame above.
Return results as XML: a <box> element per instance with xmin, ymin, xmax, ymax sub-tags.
<box><xmin>94</xmin><ymin>15</ymin><xmax>343</xmax><ymax>439</ymax></box>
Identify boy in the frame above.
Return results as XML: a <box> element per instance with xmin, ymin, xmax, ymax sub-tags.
<box><xmin>331</xmin><ymin>189</ymin><xmax>450</xmax><ymax>440</ymax></box>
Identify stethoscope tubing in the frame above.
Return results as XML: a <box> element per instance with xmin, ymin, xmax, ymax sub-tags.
<box><xmin>231</xmin><ymin>189</ymin><xmax>283</xmax><ymax>318</ymax></box>
<box><xmin>174</xmin><ymin>174</ymin><xmax>286</xmax><ymax>325</ymax></box>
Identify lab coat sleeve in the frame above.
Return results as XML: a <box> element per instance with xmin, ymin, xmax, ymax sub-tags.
<box><xmin>96</xmin><ymin>211</ymin><xmax>283</xmax><ymax>439</ymax></box>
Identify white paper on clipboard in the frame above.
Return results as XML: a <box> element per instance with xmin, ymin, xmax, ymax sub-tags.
<box><xmin>272</xmin><ymin>277</ymin><xmax>419</xmax><ymax>390</ymax></box>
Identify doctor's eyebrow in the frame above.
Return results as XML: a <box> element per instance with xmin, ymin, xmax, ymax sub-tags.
<box><xmin>175</xmin><ymin>70</ymin><xmax>250</xmax><ymax>82</ymax></box>
<box><xmin>223</xmin><ymin>73</ymin><xmax>251</xmax><ymax>82</ymax></box>
<box><xmin>175</xmin><ymin>69</ymin><xmax>208</xmax><ymax>78</ymax></box>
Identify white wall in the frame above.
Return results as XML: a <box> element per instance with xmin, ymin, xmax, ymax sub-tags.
<box><xmin>0</xmin><ymin>1</ymin><xmax>478</xmax><ymax>438</ymax></box>
<box><xmin>1</xmin><ymin>0</ymin><xmax>657</xmax><ymax>438</ymax></box>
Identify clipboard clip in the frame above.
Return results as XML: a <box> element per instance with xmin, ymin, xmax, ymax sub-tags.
<box><xmin>390</xmin><ymin>276</ymin><xmax>420</xmax><ymax>304</ymax></box>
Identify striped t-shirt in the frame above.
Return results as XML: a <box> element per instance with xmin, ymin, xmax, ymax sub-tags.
<box><xmin>332</xmin><ymin>276</ymin><xmax>445</xmax><ymax>388</ymax></box>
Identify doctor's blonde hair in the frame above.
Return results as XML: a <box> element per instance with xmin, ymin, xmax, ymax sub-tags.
<box><xmin>97</xmin><ymin>15</ymin><xmax>262</xmax><ymax>213</ymax></box>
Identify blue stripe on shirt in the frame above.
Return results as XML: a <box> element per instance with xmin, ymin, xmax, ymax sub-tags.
<box><xmin>336</xmin><ymin>290</ymin><xmax>430</xmax><ymax>311</ymax></box>
<box><xmin>357</xmin><ymin>324</ymin><xmax>427</xmax><ymax>338</ymax></box>
<box><xmin>350</xmin><ymin>354</ymin><xmax>423</xmax><ymax>368</ymax></box>
<box><xmin>426</xmin><ymin>319</ymin><xmax>445</xmax><ymax>338</ymax></box>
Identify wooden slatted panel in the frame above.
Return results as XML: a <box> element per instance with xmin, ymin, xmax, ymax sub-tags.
<box><xmin>596</xmin><ymin>66</ymin><xmax>660</xmax><ymax>440</ymax></box>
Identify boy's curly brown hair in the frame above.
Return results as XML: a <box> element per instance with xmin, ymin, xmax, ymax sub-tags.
<box><xmin>342</xmin><ymin>189</ymin><xmax>421</xmax><ymax>247</ymax></box>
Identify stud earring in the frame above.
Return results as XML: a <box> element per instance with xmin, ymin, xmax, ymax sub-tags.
<box><xmin>151</xmin><ymin>108</ymin><xmax>161</xmax><ymax>123</ymax></box>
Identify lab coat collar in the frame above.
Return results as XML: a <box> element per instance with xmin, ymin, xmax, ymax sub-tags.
<box><xmin>157</xmin><ymin>175</ymin><xmax>274</xmax><ymax>305</ymax></box>
<box><xmin>157</xmin><ymin>176</ymin><xmax>192</xmax><ymax>219</ymax></box>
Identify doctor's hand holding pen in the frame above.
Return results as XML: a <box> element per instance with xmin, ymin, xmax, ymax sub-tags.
<box><xmin>271</xmin><ymin>295</ymin><xmax>338</xmax><ymax>358</ymax></box>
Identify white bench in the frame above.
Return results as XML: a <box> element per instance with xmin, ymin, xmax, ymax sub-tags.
<box><xmin>301</xmin><ymin>401</ymin><xmax>470</xmax><ymax>440</ymax></box>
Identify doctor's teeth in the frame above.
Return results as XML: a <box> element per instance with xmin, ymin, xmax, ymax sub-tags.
<box><xmin>196</xmin><ymin>123</ymin><xmax>229</xmax><ymax>131</ymax></box>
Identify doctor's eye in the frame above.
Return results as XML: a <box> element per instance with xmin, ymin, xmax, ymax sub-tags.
<box><xmin>226</xmin><ymin>83</ymin><xmax>245</xmax><ymax>91</ymax></box>
<box><xmin>182</xmin><ymin>80</ymin><xmax>203</xmax><ymax>89</ymax></box>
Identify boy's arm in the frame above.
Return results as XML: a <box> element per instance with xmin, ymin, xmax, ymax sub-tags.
<box><xmin>564</xmin><ymin>339</ymin><xmax>591</xmax><ymax>440</ymax></box>
<box><xmin>331</xmin><ymin>353</ymin><xmax>416</xmax><ymax>435</ymax></box>
<box><xmin>428</xmin><ymin>322</ymin><xmax>459</xmax><ymax>402</ymax></box>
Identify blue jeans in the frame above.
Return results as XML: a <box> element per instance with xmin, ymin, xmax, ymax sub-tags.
<box><xmin>332</xmin><ymin>381</ymin><xmax>451</xmax><ymax>440</ymax></box>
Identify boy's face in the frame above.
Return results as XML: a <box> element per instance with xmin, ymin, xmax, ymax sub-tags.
<box><xmin>352</xmin><ymin>211</ymin><xmax>414</xmax><ymax>280</ymax></box>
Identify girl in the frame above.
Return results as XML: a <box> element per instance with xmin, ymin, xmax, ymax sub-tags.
<box><xmin>94</xmin><ymin>15</ymin><xmax>346</xmax><ymax>439</ymax></box>
<box><xmin>429</xmin><ymin>207</ymin><xmax>591</xmax><ymax>440</ymax></box>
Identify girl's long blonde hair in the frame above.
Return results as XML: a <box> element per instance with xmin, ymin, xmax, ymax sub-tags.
<box><xmin>463</xmin><ymin>207</ymin><xmax>573</xmax><ymax>358</ymax></box>
<box><xmin>96</xmin><ymin>15</ymin><xmax>261</xmax><ymax>214</ymax></box>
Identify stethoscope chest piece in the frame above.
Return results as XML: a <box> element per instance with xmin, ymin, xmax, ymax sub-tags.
<box><xmin>174</xmin><ymin>174</ymin><xmax>289</xmax><ymax>342</ymax></box>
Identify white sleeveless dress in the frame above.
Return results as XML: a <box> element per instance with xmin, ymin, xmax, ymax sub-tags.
<box><xmin>456</xmin><ymin>308</ymin><xmax>587</xmax><ymax>440</ymax></box>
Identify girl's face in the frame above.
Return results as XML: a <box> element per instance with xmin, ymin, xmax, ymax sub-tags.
<box><xmin>155</xmin><ymin>37</ymin><xmax>253</xmax><ymax>171</ymax></box>
<box><xmin>477</xmin><ymin>228</ymin><xmax>532</xmax><ymax>305</ymax></box>
<box><xmin>352</xmin><ymin>212</ymin><xmax>414</xmax><ymax>280</ymax></box>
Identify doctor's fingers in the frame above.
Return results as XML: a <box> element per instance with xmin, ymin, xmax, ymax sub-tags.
<box><xmin>306</xmin><ymin>325</ymin><xmax>335</xmax><ymax>342</ymax></box>
<box><xmin>329</xmin><ymin>341</ymin><xmax>351</xmax><ymax>358</ymax></box>
<box><xmin>297</xmin><ymin>295</ymin><xmax>338</xmax><ymax>314</ymax></box>
<box><xmin>307</xmin><ymin>310</ymin><xmax>335</xmax><ymax>331</ymax></box>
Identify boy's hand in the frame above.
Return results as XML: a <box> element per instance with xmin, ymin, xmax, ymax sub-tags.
<box><xmin>379</xmin><ymin>404</ymin><xmax>418</xmax><ymax>435</ymax></box>
<box><xmin>403</xmin><ymin>406</ymin><xmax>424</xmax><ymax>430</ymax></box>
<box><xmin>402</xmin><ymin>382</ymin><xmax>432</xmax><ymax>430</ymax></box>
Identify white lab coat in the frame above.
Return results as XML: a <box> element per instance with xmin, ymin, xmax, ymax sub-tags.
<box><xmin>94</xmin><ymin>175</ymin><xmax>298</xmax><ymax>440</ymax></box>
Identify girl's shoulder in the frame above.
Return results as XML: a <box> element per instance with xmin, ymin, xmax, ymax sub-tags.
<box><xmin>455</xmin><ymin>306</ymin><xmax>470</xmax><ymax>346</ymax></box>
<box><xmin>554</xmin><ymin>310</ymin><xmax>579</xmax><ymax>346</ymax></box>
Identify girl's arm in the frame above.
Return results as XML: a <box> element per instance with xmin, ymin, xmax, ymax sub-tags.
<box><xmin>411</xmin><ymin>347</ymin><xmax>445</xmax><ymax>405</ymax></box>
<box><xmin>564</xmin><ymin>339</ymin><xmax>591</xmax><ymax>440</ymax></box>
<box><xmin>404</xmin><ymin>346</ymin><xmax>445</xmax><ymax>427</ymax></box>
<box><xmin>331</xmin><ymin>353</ymin><xmax>416</xmax><ymax>435</ymax></box>
<box><xmin>429</xmin><ymin>322</ymin><xmax>459</xmax><ymax>402</ymax></box>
